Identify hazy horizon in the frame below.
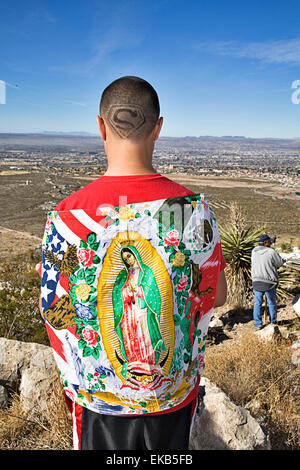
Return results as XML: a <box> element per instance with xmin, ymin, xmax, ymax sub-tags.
<box><xmin>1</xmin><ymin>131</ymin><xmax>300</xmax><ymax>141</ymax></box>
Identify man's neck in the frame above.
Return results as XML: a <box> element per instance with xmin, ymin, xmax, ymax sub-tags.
<box><xmin>102</xmin><ymin>135</ymin><xmax>157</xmax><ymax>176</ymax></box>
<box><xmin>103</xmin><ymin>165</ymin><xmax>157</xmax><ymax>176</ymax></box>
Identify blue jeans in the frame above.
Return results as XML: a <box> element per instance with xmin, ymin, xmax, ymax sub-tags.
<box><xmin>253</xmin><ymin>287</ymin><xmax>277</xmax><ymax>327</ymax></box>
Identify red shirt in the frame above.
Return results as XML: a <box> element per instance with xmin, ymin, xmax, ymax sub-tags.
<box><xmin>55</xmin><ymin>172</ymin><xmax>196</xmax><ymax>211</ymax></box>
<box><xmin>54</xmin><ymin>172</ymin><xmax>225</xmax><ymax>415</ymax></box>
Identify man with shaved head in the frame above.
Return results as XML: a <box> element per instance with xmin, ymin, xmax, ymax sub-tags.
<box><xmin>40</xmin><ymin>76</ymin><xmax>227</xmax><ymax>451</ymax></box>
<box><xmin>100</xmin><ymin>75</ymin><xmax>160</xmax><ymax>140</ymax></box>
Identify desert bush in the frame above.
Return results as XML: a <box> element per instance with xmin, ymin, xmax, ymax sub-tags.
<box><xmin>280</xmin><ymin>241</ymin><xmax>293</xmax><ymax>253</ymax></box>
<box><xmin>204</xmin><ymin>332</ymin><xmax>300</xmax><ymax>449</ymax></box>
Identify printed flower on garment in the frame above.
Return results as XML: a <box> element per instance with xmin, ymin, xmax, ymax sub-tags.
<box><xmin>134</xmin><ymin>205</ymin><xmax>145</xmax><ymax>214</ymax></box>
<box><xmin>75</xmin><ymin>283</ymin><xmax>92</xmax><ymax>301</ymax></box>
<box><xmin>77</xmin><ymin>247</ymin><xmax>94</xmax><ymax>267</ymax></box>
<box><xmin>45</xmin><ymin>217</ymin><xmax>53</xmax><ymax>234</ymax></box>
<box><xmin>119</xmin><ymin>206</ymin><xmax>136</xmax><ymax>222</ymax></box>
<box><xmin>86</xmin><ymin>371</ymin><xmax>106</xmax><ymax>392</ymax></box>
<box><xmin>172</xmin><ymin>251</ymin><xmax>186</xmax><ymax>267</ymax></box>
<box><xmin>200</xmin><ymin>195</ymin><xmax>209</xmax><ymax>211</ymax></box>
<box><xmin>177</xmin><ymin>274</ymin><xmax>188</xmax><ymax>291</ymax></box>
<box><xmin>100</xmin><ymin>207</ymin><xmax>118</xmax><ymax>218</ymax></box>
<box><xmin>164</xmin><ymin>229</ymin><xmax>180</xmax><ymax>247</ymax></box>
<box><xmin>198</xmin><ymin>354</ymin><xmax>204</xmax><ymax>370</ymax></box>
<box><xmin>82</xmin><ymin>326</ymin><xmax>99</xmax><ymax>347</ymax></box>
<box><xmin>74</xmin><ymin>303</ymin><xmax>96</xmax><ymax>321</ymax></box>
<box><xmin>74</xmin><ymin>315</ymin><xmax>101</xmax><ymax>358</ymax></box>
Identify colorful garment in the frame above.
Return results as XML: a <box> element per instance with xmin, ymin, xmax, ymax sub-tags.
<box><xmin>41</xmin><ymin>193</ymin><xmax>224</xmax><ymax>415</ymax></box>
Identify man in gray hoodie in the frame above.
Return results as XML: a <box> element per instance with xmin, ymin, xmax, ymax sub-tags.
<box><xmin>251</xmin><ymin>234</ymin><xmax>285</xmax><ymax>329</ymax></box>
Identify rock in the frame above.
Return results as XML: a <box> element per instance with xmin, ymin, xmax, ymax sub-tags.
<box><xmin>291</xmin><ymin>340</ymin><xmax>300</xmax><ymax>349</ymax></box>
<box><xmin>255</xmin><ymin>324</ymin><xmax>282</xmax><ymax>341</ymax></box>
<box><xmin>207</xmin><ymin>316</ymin><xmax>229</xmax><ymax>345</ymax></box>
<box><xmin>292</xmin><ymin>294</ymin><xmax>300</xmax><ymax>318</ymax></box>
<box><xmin>209</xmin><ymin>316</ymin><xmax>224</xmax><ymax>330</ymax></box>
<box><xmin>0</xmin><ymin>337</ymin><xmax>57</xmax><ymax>414</ymax></box>
<box><xmin>291</xmin><ymin>340</ymin><xmax>300</xmax><ymax>366</ymax></box>
<box><xmin>0</xmin><ymin>385</ymin><xmax>8</xmax><ymax>408</ymax></box>
<box><xmin>189</xmin><ymin>377</ymin><xmax>271</xmax><ymax>450</ymax></box>
<box><xmin>245</xmin><ymin>398</ymin><xmax>262</xmax><ymax>415</ymax></box>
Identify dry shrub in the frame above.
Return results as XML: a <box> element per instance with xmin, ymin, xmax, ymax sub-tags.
<box><xmin>204</xmin><ymin>332</ymin><xmax>300</xmax><ymax>449</ymax></box>
<box><xmin>219</xmin><ymin>202</ymin><xmax>265</xmax><ymax>309</ymax></box>
<box><xmin>224</xmin><ymin>269</ymin><xmax>251</xmax><ymax>309</ymax></box>
<box><xmin>0</xmin><ymin>378</ymin><xmax>73</xmax><ymax>450</ymax></box>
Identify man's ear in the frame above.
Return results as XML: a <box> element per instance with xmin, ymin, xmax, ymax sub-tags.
<box><xmin>153</xmin><ymin>117</ymin><xmax>163</xmax><ymax>141</ymax></box>
<box><xmin>97</xmin><ymin>115</ymin><xmax>106</xmax><ymax>141</ymax></box>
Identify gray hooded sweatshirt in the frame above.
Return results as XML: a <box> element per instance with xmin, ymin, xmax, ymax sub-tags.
<box><xmin>251</xmin><ymin>245</ymin><xmax>285</xmax><ymax>287</ymax></box>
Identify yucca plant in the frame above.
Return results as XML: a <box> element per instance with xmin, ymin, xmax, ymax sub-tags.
<box><xmin>220</xmin><ymin>224</ymin><xmax>266</xmax><ymax>281</ymax></box>
<box><xmin>220</xmin><ymin>227</ymin><xmax>266</xmax><ymax>307</ymax></box>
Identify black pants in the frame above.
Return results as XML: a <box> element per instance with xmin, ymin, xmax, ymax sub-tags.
<box><xmin>79</xmin><ymin>401</ymin><xmax>195</xmax><ymax>450</ymax></box>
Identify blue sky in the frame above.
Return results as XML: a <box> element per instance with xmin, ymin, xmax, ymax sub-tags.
<box><xmin>1</xmin><ymin>0</ymin><xmax>300</xmax><ymax>138</ymax></box>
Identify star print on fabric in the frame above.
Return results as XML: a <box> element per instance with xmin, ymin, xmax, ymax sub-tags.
<box><xmin>41</xmin><ymin>224</ymin><xmax>70</xmax><ymax>310</ymax></box>
<box><xmin>46</xmin><ymin>265</ymin><xmax>58</xmax><ymax>282</ymax></box>
<box><xmin>41</xmin><ymin>283</ymin><xmax>54</xmax><ymax>303</ymax></box>
<box><xmin>59</xmin><ymin>239</ymin><xmax>69</xmax><ymax>252</ymax></box>
<box><xmin>47</xmin><ymin>224</ymin><xmax>67</xmax><ymax>254</ymax></box>
<box><xmin>51</xmin><ymin>234</ymin><xmax>61</xmax><ymax>248</ymax></box>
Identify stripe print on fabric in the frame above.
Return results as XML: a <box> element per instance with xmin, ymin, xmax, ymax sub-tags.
<box><xmin>72</xmin><ymin>399</ymin><xmax>83</xmax><ymax>450</ymax></box>
<box><xmin>41</xmin><ymin>193</ymin><xmax>221</xmax><ymax>416</ymax></box>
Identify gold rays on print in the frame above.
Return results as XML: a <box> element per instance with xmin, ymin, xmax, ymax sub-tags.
<box><xmin>97</xmin><ymin>230</ymin><xmax>175</xmax><ymax>384</ymax></box>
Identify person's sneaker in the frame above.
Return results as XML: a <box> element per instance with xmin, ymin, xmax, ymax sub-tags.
<box><xmin>252</xmin><ymin>324</ymin><xmax>264</xmax><ymax>330</ymax></box>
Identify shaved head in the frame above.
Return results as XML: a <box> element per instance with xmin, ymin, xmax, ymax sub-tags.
<box><xmin>100</xmin><ymin>76</ymin><xmax>160</xmax><ymax>140</ymax></box>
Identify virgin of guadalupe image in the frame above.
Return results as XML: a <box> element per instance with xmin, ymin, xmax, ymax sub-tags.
<box><xmin>112</xmin><ymin>245</ymin><xmax>167</xmax><ymax>389</ymax></box>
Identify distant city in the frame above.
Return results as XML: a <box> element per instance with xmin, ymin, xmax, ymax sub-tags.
<box><xmin>0</xmin><ymin>133</ymin><xmax>299</xmax><ymax>190</ymax></box>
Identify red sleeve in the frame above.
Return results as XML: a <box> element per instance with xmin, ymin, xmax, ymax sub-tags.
<box><xmin>54</xmin><ymin>194</ymin><xmax>73</xmax><ymax>210</ymax></box>
<box><xmin>218</xmin><ymin>239</ymin><xmax>226</xmax><ymax>272</ymax></box>
<box><xmin>37</xmin><ymin>262</ymin><xmax>42</xmax><ymax>278</ymax></box>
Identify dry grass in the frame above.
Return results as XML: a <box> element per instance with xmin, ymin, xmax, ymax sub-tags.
<box><xmin>204</xmin><ymin>331</ymin><xmax>300</xmax><ymax>449</ymax></box>
<box><xmin>0</xmin><ymin>379</ymin><xmax>73</xmax><ymax>450</ymax></box>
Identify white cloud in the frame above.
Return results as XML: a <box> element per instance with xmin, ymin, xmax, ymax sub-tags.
<box><xmin>64</xmin><ymin>99</ymin><xmax>87</xmax><ymax>107</ymax></box>
<box><xmin>196</xmin><ymin>38</ymin><xmax>300</xmax><ymax>65</ymax></box>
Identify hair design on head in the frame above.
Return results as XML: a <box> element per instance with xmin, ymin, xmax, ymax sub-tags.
<box><xmin>100</xmin><ymin>76</ymin><xmax>160</xmax><ymax>140</ymax></box>
<box><xmin>106</xmin><ymin>103</ymin><xmax>146</xmax><ymax>139</ymax></box>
